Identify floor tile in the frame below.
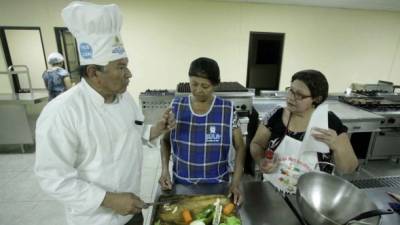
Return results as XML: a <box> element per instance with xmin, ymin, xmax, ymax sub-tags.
<box><xmin>0</xmin><ymin>171</ymin><xmax>22</xmax><ymax>186</ymax></box>
<box><xmin>0</xmin><ymin>202</ymin><xmax>37</xmax><ymax>225</ymax></box>
<box><xmin>16</xmin><ymin>201</ymin><xmax>67</xmax><ymax>225</ymax></box>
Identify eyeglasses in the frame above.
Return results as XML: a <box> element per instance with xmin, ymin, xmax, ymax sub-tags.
<box><xmin>287</xmin><ymin>87</ymin><xmax>312</xmax><ymax>101</ymax></box>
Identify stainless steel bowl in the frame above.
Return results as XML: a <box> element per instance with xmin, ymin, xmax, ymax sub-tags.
<box><xmin>296</xmin><ymin>172</ymin><xmax>380</xmax><ymax>225</ymax></box>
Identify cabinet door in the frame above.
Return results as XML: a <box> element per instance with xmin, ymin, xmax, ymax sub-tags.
<box><xmin>372</xmin><ymin>131</ymin><xmax>400</xmax><ymax>157</ymax></box>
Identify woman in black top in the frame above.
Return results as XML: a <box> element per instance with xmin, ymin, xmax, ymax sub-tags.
<box><xmin>250</xmin><ymin>70</ymin><xmax>358</xmax><ymax>176</ymax></box>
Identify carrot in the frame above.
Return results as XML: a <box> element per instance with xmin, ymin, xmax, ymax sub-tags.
<box><xmin>223</xmin><ymin>202</ymin><xmax>235</xmax><ymax>215</ymax></box>
<box><xmin>182</xmin><ymin>208</ymin><xmax>193</xmax><ymax>224</ymax></box>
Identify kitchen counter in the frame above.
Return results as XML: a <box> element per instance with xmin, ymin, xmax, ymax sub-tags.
<box><xmin>285</xmin><ymin>182</ymin><xmax>400</xmax><ymax>225</ymax></box>
<box><xmin>150</xmin><ymin>182</ymin><xmax>302</xmax><ymax>225</ymax></box>
<box><xmin>0</xmin><ymin>90</ymin><xmax>48</xmax><ymax>151</ymax></box>
<box><xmin>0</xmin><ymin>91</ymin><xmax>48</xmax><ymax>104</ymax></box>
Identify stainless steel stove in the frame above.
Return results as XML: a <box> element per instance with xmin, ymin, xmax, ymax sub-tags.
<box><xmin>340</xmin><ymin>95</ymin><xmax>400</xmax><ymax>128</ymax></box>
<box><xmin>175</xmin><ymin>82</ymin><xmax>254</xmax><ymax>116</ymax></box>
<box><xmin>339</xmin><ymin>89</ymin><xmax>400</xmax><ymax>160</ymax></box>
<box><xmin>139</xmin><ymin>89</ymin><xmax>175</xmax><ymax>124</ymax></box>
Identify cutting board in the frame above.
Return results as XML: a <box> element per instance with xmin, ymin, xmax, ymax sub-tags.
<box><xmin>151</xmin><ymin>194</ymin><xmax>236</xmax><ymax>225</ymax></box>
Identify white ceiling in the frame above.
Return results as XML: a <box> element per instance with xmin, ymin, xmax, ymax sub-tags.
<box><xmin>217</xmin><ymin>0</ymin><xmax>400</xmax><ymax>12</ymax></box>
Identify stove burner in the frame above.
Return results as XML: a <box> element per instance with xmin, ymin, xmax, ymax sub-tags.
<box><xmin>353</xmin><ymin>90</ymin><xmax>389</xmax><ymax>97</ymax></box>
<box><xmin>177</xmin><ymin>82</ymin><xmax>248</xmax><ymax>93</ymax></box>
<box><xmin>339</xmin><ymin>96</ymin><xmax>400</xmax><ymax>112</ymax></box>
<box><xmin>351</xmin><ymin>176</ymin><xmax>400</xmax><ymax>189</ymax></box>
<box><xmin>142</xmin><ymin>89</ymin><xmax>174</xmax><ymax>96</ymax></box>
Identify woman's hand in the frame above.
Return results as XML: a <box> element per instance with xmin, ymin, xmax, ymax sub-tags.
<box><xmin>158</xmin><ymin>170</ymin><xmax>173</xmax><ymax>190</ymax></box>
<box><xmin>311</xmin><ymin>128</ymin><xmax>339</xmax><ymax>150</ymax></box>
<box><xmin>228</xmin><ymin>184</ymin><xmax>243</xmax><ymax>205</ymax></box>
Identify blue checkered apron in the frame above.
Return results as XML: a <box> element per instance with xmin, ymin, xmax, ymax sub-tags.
<box><xmin>170</xmin><ymin>95</ymin><xmax>233</xmax><ymax>184</ymax></box>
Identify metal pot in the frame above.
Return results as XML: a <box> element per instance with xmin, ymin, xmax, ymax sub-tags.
<box><xmin>296</xmin><ymin>172</ymin><xmax>381</xmax><ymax>225</ymax></box>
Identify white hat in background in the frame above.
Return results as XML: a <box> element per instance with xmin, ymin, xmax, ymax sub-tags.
<box><xmin>61</xmin><ymin>1</ymin><xmax>127</xmax><ymax>66</ymax></box>
<box><xmin>47</xmin><ymin>52</ymin><xmax>64</xmax><ymax>65</ymax></box>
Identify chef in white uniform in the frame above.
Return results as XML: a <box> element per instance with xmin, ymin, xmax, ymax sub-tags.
<box><xmin>34</xmin><ymin>2</ymin><xmax>175</xmax><ymax>225</ymax></box>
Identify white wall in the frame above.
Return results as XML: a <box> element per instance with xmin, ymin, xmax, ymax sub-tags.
<box><xmin>0</xmin><ymin>0</ymin><xmax>399</xmax><ymax>99</ymax></box>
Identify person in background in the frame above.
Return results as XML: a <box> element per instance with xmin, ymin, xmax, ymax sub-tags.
<box><xmin>250</xmin><ymin>69</ymin><xmax>358</xmax><ymax>193</ymax></box>
<box><xmin>34</xmin><ymin>2</ymin><xmax>175</xmax><ymax>225</ymax></box>
<box><xmin>42</xmin><ymin>52</ymin><xmax>72</xmax><ymax>101</ymax></box>
<box><xmin>158</xmin><ymin>57</ymin><xmax>246</xmax><ymax>205</ymax></box>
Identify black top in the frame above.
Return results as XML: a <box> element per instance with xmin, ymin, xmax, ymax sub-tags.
<box><xmin>262</xmin><ymin>107</ymin><xmax>348</xmax><ymax>172</ymax></box>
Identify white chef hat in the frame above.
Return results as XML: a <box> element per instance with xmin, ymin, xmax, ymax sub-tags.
<box><xmin>61</xmin><ymin>1</ymin><xmax>127</xmax><ymax>66</ymax></box>
<box><xmin>47</xmin><ymin>52</ymin><xmax>64</xmax><ymax>65</ymax></box>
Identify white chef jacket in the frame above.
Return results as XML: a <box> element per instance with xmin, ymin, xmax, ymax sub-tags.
<box><xmin>35</xmin><ymin>79</ymin><xmax>154</xmax><ymax>225</ymax></box>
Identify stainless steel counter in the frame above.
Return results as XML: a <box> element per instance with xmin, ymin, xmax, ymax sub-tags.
<box><xmin>285</xmin><ymin>186</ymin><xmax>400</xmax><ymax>225</ymax></box>
<box><xmin>0</xmin><ymin>91</ymin><xmax>48</xmax><ymax>104</ymax></box>
<box><xmin>150</xmin><ymin>182</ymin><xmax>302</xmax><ymax>225</ymax></box>
<box><xmin>0</xmin><ymin>90</ymin><xmax>48</xmax><ymax>151</ymax></box>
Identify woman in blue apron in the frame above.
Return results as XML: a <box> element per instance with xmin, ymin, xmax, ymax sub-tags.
<box><xmin>250</xmin><ymin>70</ymin><xmax>358</xmax><ymax>193</ymax></box>
<box><xmin>159</xmin><ymin>57</ymin><xmax>246</xmax><ymax>204</ymax></box>
<box><xmin>42</xmin><ymin>52</ymin><xmax>72</xmax><ymax>101</ymax></box>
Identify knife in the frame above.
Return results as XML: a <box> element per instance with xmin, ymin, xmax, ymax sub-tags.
<box><xmin>387</xmin><ymin>192</ymin><xmax>400</xmax><ymax>202</ymax></box>
<box><xmin>143</xmin><ymin>199</ymin><xmax>178</xmax><ymax>209</ymax></box>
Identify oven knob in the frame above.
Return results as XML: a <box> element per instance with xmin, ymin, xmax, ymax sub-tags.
<box><xmin>387</xmin><ymin>118</ymin><xmax>396</xmax><ymax>124</ymax></box>
<box><xmin>241</xmin><ymin>104</ymin><xmax>247</xmax><ymax>110</ymax></box>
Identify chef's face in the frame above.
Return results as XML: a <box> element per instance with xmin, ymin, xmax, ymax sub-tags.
<box><xmin>286</xmin><ymin>79</ymin><xmax>314</xmax><ymax>113</ymax></box>
<box><xmin>189</xmin><ymin>76</ymin><xmax>215</xmax><ymax>102</ymax></box>
<box><xmin>97</xmin><ymin>58</ymin><xmax>132</xmax><ymax>95</ymax></box>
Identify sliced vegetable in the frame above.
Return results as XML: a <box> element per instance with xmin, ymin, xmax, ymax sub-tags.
<box><xmin>172</xmin><ymin>205</ymin><xmax>178</xmax><ymax>214</ymax></box>
<box><xmin>212</xmin><ymin>203</ymin><xmax>222</xmax><ymax>225</ymax></box>
<box><xmin>194</xmin><ymin>204</ymin><xmax>214</xmax><ymax>220</ymax></box>
<box><xmin>182</xmin><ymin>208</ymin><xmax>193</xmax><ymax>224</ymax></box>
<box><xmin>222</xmin><ymin>203</ymin><xmax>235</xmax><ymax>215</ymax></box>
<box><xmin>189</xmin><ymin>220</ymin><xmax>206</xmax><ymax>225</ymax></box>
<box><xmin>225</xmin><ymin>215</ymin><xmax>241</xmax><ymax>225</ymax></box>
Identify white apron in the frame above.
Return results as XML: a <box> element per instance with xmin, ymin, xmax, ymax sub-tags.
<box><xmin>263</xmin><ymin>104</ymin><xmax>329</xmax><ymax>194</ymax></box>
<box><xmin>263</xmin><ymin>135</ymin><xmax>319</xmax><ymax>194</ymax></box>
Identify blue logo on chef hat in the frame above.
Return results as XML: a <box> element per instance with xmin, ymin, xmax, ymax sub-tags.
<box><xmin>112</xmin><ymin>46</ymin><xmax>125</xmax><ymax>55</ymax></box>
<box><xmin>79</xmin><ymin>43</ymin><xmax>93</xmax><ymax>59</ymax></box>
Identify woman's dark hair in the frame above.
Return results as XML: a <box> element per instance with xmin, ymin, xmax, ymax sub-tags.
<box><xmin>291</xmin><ymin>69</ymin><xmax>329</xmax><ymax>107</ymax></box>
<box><xmin>188</xmin><ymin>57</ymin><xmax>220</xmax><ymax>85</ymax></box>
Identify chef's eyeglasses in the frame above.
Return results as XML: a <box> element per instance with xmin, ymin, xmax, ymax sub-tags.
<box><xmin>287</xmin><ymin>87</ymin><xmax>312</xmax><ymax>101</ymax></box>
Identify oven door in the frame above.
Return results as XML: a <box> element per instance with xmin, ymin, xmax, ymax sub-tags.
<box><xmin>370</xmin><ymin>128</ymin><xmax>400</xmax><ymax>158</ymax></box>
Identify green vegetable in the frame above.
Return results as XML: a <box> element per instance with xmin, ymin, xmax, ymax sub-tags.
<box><xmin>224</xmin><ymin>216</ymin><xmax>241</xmax><ymax>225</ymax></box>
<box><xmin>193</xmin><ymin>204</ymin><xmax>216</xmax><ymax>225</ymax></box>
<box><xmin>154</xmin><ymin>220</ymin><xmax>160</xmax><ymax>225</ymax></box>
<box><xmin>195</xmin><ymin>204</ymin><xmax>214</xmax><ymax>220</ymax></box>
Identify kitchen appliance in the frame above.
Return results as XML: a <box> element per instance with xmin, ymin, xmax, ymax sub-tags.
<box><xmin>296</xmin><ymin>172</ymin><xmax>388</xmax><ymax>225</ymax></box>
<box><xmin>339</xmin><ymin>90</ymin><xmax>400</xmax><ymax>160</ymax></box>
<box><xmin>139</xmin><ymin>89</ymin><xmax>175</xmax><ymax>124</ymax></box>
<box><xmin>139</xmin><ymin>82</ymin><xmax>254</xmax><ymax>136</ymax></box>
<box><xmin>175</xmin><ymin>82</ymin><xmax>254</xmax><ymax>116</ymax></box>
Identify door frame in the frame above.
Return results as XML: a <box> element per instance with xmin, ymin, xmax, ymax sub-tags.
<box><xmin>54</xmin><ymin>27</ymin><xmax>80</xmax><ymax>83</ymax></box>
<box><xmin>0</xmin><ymin>26</ymin><xmax>46</xmax><ymax>93</ymax></box>
<box><xmin>246</xmin><ymin>31</ymin><xmax>285</xmax><ymax>92</ymax></box>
